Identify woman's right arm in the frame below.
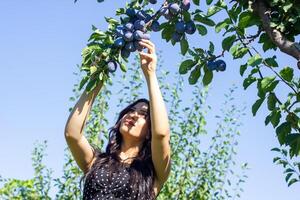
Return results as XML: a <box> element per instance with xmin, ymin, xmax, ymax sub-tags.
<box><xmin>64</xmin><ymin>81</ymin><xmax>103</xmax><ymax>174</ymax></box>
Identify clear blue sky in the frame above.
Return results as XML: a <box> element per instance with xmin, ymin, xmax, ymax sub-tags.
<box><xmin>0</xmin><ymin>1</ymin><xmax>298</xmax><ymax>199</ymax></box>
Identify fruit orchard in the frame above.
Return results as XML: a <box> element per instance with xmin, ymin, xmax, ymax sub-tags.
<box><xmin>77</xmin><ymin>0</ymin><xmax>300</xmax><ymax>186</ymax></box>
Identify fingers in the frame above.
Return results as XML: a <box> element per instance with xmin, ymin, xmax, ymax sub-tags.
<box><xmin>138</xmin><ymin>51</ymin><xmax>152</xmax><ymax>59</ymax></box>
<box><xmin>139</xmin><ymin>39</ymin><xmax>155</xmax><ymax>54</ymax></box>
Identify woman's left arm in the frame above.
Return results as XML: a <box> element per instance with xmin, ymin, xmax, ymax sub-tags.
<box><xmin>138</xmin><ymin>39</ymin><xmax>171</xmax><ymax>185</ymax></box>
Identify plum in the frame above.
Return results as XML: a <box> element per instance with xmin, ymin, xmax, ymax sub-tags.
<box><xmin>142</xmin><ymin>33</ymin><xmax>151</xmax><ymax>40</ymax></box>
<box><xmin>134</xmin><ymin>20</ymin><xmax>145</xmax><ymax>31</ymax></box>
<box><xmin>207</xmin><ymin>61</ymin><xmax>218</xmax><ymax>71</ymax></box>
<box><xmin>185</xmin><ymin>21</ymin><xmax>196</xmax><ymax>34</ymax></box>
<box><xmin>149</xmin><ymin>0</ymin><xmax>157</xmax><ymax>4</ymax></box>
<box><xmin>115</xmin><ymin>26</ymin><xmax>125</xmax><ymax>37</ymax></box>
<box><xmin>133</xmin><ymin>30</ymin><xmax>144</xmax><ymax>40</ymax></box>
<box><xmin>124</xmin><ymin>22</ymin><xmax>134</xmax><ymax>31</ymax></box>
<box><xmin>175</xmin><ymin>21</ymin><xmax>185</xmax><ymax>33</ymax></box>
<box><xmin>169</xmin><ymin>3</ymin><xmax>180</xmax><ymax>15</ymax></box>
<box><xmin>126</xmin><ymin>8</ymin><xmax>136</xmax><ymax>17</ymax></box>
<box><xmin>134</xmin><ymin>40</ymin><xmax>144</xmax><ymax>51</ymax></box>
<box><xmin>171</xmin><ymin>32</ymin><xmax>183</xmax><ymax>42</ymax></box>
<box><xmin>121</xmin><ymin>48</ymin><xmax>130</xmax><ymax>59</ymax></box>
<box><xmin>136</xmin><ymin>10</ymin><xmax>147</xmax><ymax>20</ymax></box>
<box><xmin>181</xmin><ymin>0</ymin><xmax>190</xmax><ymax>11</ymax></box>
<box><xmin>125</xmin><ymin>42</ymin><xmax>136</xmax><ymax>52</ymax></box>
<box><xmin>144</xmin><ymin>14</ymin><xmax>152</xmax><ymax>23</ymax></box>
<box><xmin>107</xmin><ymin>60</ymin><xmax>118</xmax><ymax>73</ymax></box>
<box><xmin>150</xmin><ymin>20</ymin><xmax>160</xmax><ymax>32</ymax></box>
<box><xmin>123</xmin><ymin>31</ymin><xmax>134</xmax><ymax>42</ymax></box>
<box><xmin>114</xmin><ymin>37</ymin><xmax>125</xmax><ymax>48</ymax></box>
<box><xmin>215</xmin><ymin>60</ymin><xmax>226</xmax><ymax>71</ymax></box>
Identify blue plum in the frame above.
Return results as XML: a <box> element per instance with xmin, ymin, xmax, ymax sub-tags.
<box><xmin>125</xmin><ymin>42</ymin><xmax>136</xmax><ymax>52</ymax></box>
<box><xmin>169</xmin><ymin>3</ymin><xmax>180</xmax><ymax>15</ymax></box>
<box><xmin>134</xmin><ymin>20</ymin><xmax>146</xmax><ymax>31</ymax></box>
<box><xmin>175</xmin><ymin>21</ymin><xmax>185</xmax><ymax>33</ymax></box>
<box><xmin>207</xmin><ymin>61</ymin><xmax>218</xmax><ymax>71</ymax></box>
<box><xmin>126</xmin><ymin>8</ymin><xmax>136</xmax><ymax>17</ymax></box>
<box><xmin>114</xmin><ymin>37</ymin><xmax>125</xmax><ymax>48</ymax></box>
<box><xmin>136</xmin><ymin>10</ymin><xmax>147</xmax><ymax>20</ymax></box>
<box><xmin>107</xmin><ymin>60</ymin><xmax>118</xmax><ymax>73</ymax></box>
<box><xmin>185</xmin><ymin>21</ymin><xmax>196</xmax><ymax>34</ymax></box>
<box><xmin>215</xmin><ymin>60</ymin><xmax>226</xmax><ymax>71</ymax></box>
<box><xmin>171</xmin><ymin>32</ymin><xmax>183</xmax><ymax>42</ymax></box>
<box><xmin>149</xmin><ymin>0</ymin><xmax>157</xmax><ymax>4</ymax></box>
<box><xmin>181</xmin><ymin>0</ymin><xmax>190</xmax><ymax>11</ymax></box>
<box><xmin>115</xmin><ymin>26</ymin><xmax>125</xmax><ymax>37</ymax></box>
<box><xmin>123</xmin><ymin>31</ymin><xmax>134</xmax><ymax>42</ymax></box>
<box><xmin>134</xmin><ymin>40</ymin><xmax>144</xmax><ymax>51</ymax></box>
<box><xmin>150</xmin><ymin>20</ymin><xmax>160</xmax><ymax>32</ymax></box>
<box><xmin>133</xmin><ymin>30</ymin><xmax>144</xmax><ymax>40</ymax></box>
<box><xmin>121</xmin><ymin>48</ymin><xmax>130</xmax><ymax>59</ymax></box>
<box><xmin>124</xmin><ymin>22</ymin><xmax>134</xmax><ymax>31</ymax></box>
<box><xmin>142</xmin><ymin>33</ymin><xmax>151</xmax><ymax>40</ymax></box>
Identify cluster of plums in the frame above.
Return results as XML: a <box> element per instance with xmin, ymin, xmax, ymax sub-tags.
<box><xmin>158</xmin><ymin>0</ymin><xmax>196</xmax><ymax>42</ymax></box>
<box><xmin>207</xmin><ymin>60</ymin><xmax>226</xmax><ymax>72</ymax></box>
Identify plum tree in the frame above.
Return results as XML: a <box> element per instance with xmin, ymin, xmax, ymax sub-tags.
<box><xmin>78</xmin><ymin>0</ymin><xmax>300</xmax><ymax>187</ymax></box>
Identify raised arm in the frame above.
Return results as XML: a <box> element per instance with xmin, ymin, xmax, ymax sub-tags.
<box><xmin>138</xmin><ymin>39</ymin><xmax>171</xmax><ymax>188</ymax></box>
<box><xmin>64</xmin><ymin>81</ymin><xmax>103</xmax><ymax>174</ymax></box>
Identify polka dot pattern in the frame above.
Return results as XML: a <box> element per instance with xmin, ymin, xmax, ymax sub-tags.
<box><xmin>83</xmin><ymin>164</ymin><xmax>138</xmax><ymax>200</ymax></box>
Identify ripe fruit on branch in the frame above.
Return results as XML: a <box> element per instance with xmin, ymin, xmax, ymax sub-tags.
<box><xmin>149</xmin><ymin>0</ymin><xmax>157</xmax><ymax>4</ymax></box>
<box><xmin>124</xmin><ymin>22</ymin><xmax>134</xmax><ymax>31</ymax></box>
<box><xmin>134</xmin><ymin>20</ymin><xmax>146</xmax><ymax>31</ymax></box>
<box><xmin>169</xmin><ymin>3</ymin><xmax>180</xmax><ymax>15</ymax></box>
<box><xmin>150</xmin><ymin>20</ymin><xmax>160</xmax><ymax>32</ymax></box>
<box><xmin>125</xmin><ymin>42</ymin><xmax>136</xmax><ymax>52</ymax></box>
<box><xmin>121</xmin><ymin>48</ymin><xmax>130</xmax><ymax>59</ymax></box>
<box><xmin>215</xmin><ymin>59</ymin><xmax>226</xmax><ymax>71</ymax></box>
<box><xmin>107</xmin><ymin>60</ymin><xmax>118</xmax><ymax>73</ymax></box>
<box><xmin>175</xmin><ymin>21</ymin><xmax>186</xmax><ymax>33</ymax></box>
<box><xmin>172</xmin><ymin>32</ymin><xmax>183</xmax><ymax>42</ymax></box>
<box><xmin>126</xmin><ymin>8</ymin><xmax>136</xmax><ymax>17</ymax></box>
<box><xmin>181</xmin><ymin>0</ymin><xmax>190</xmax><ymax>11</ymax></box>
<box><xmin>185</xmin><ymin>21</ymin><xmax>196</xmax><ymax>34</ymax></box>
<box><xmin>114</xmin><ymin>37</ymin><xmax>125</xmax><ymax>48</ymax></box>
<box><xmin>123</xmin><ymin>31</ymin><xmax>134</xmax><ymax>42</ymax></box>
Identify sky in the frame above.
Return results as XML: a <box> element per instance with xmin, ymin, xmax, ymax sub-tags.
<box><xmin>0</xmin><ymin>0</ymin><xmax>299</xmax><ymax>199</ymax></box>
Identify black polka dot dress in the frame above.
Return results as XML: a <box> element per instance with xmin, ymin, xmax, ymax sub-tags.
<box><xmin>83</xmin><ymin>164</ymin><xmax>138</xmax><ymax>200</ymax></box>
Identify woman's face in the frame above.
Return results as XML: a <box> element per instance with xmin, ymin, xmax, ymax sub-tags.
<box><xmin>119</xmin><ymin>102</ymin><xmax>150</xmax><ymax>141</ymax></box>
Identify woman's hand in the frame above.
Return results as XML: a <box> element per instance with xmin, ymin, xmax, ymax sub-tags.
<box><xmin>138</xmin><ymin>39</ymin><xmax>157</xmax><ymax>79</ymax></box>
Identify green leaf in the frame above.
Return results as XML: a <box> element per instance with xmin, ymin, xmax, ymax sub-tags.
<box><xmin>206</xmin><ymin>0</ymin><xmax>213</xmax><ymax>5</ymax></box>
<box><xmin>196</xmin><ymin>24</ymin><xmax>208</xmax><ymax>35</ymax></box>
<box><xmin>230</xmin><ymin>44</ymin><xmax>248</xmax><ymax>59</ymax></box>
<box><xmin>276</xmin><ymin>122</ymin><xmax>291</xmax><ymax>145</ymax></box>
<box><xmin>222</xmin><ymin>35</ymin><xmax>236</xmax><ymax>51</ymax></box>
<box><xmin>284</xmin><ymin>168</ymin><xmax>295</xmax><ymax>174</ymax></box>
<box><xmin>215</xmin><ymin>18</ymin><xmax>231</xmax><ymax>33</ymax></box>
<box><xmin>252</xmin><ymin>98</ymin><xmax>265</xmax><ymax>116</ymax></box>
<box><xmin>267</xmin><ymin>93</ymin><xmax>277</xmax><ymax>111</ymax></box>
<box><xmin>243</xmin><ymin>76</ymin><xmax>256</xmax><ymax>89</ymax></box>
<box><xmin>288</xmin><ymin>178</ymin><xmax>298</xmax><ymax>187</ymax></box>
<box><xmin>283</xmin><ymin>3</ymin><xmax>293</xmax><ymax>12</ymax></box>
<box><xmin>285</xmin><ymin>173</ymin><xmax>293</xmax><ymax>183</ymax></box>
<box><xmin>193</xmin><ymin>0</ymin><xmax>200</xmax><ymax>6</ymax></box>
<box><xmin>271</xmin><ymin>110</ymin><xmax>281</xmax><ymax>128</ymax></box>
<box><xmin>240</xmin><ymin>63</ymin><xmax>248</xmax><ymax>76</ymax></box>
<box><xmin>238</xmin><ymin>11</ymin><xmax>260</xmax><ymax>29</ymax></box>
<box><xmin>188</xmin><ymin>65</ymin><xmax>201</xmax><ymax>85</ymax></box>
<box><xmin>271</xmin><ymin>148</ymin><xmax>280</xmax><ymax>152</ymax></box>
<box><xmin>179</xmin><ymin>60</ymin><xmax>196</xmax><ymax>74</ymax></box>
<box><xmin>265</xmin><ymin>56</ymin><xmax>278</xmax><ymax>67</ymax></box>
<box><xmin>180</xmin><ymin>39</ymin><xmax>189</xmax><ymax>55</ymax></box>
<box><xmin>279</xmin><ymin>67</ymin><xmax>294</xmax><ymax>82</ymax></box>
<box><xmin>247</xmin><ymin>54</ymin><xmax>262</xmax><ymax>66</ymax></box>
<box><xmin>273</xmin><ymin>157</ymin><xmax>281</xmax><ymax>163</ymax></box>
<box><xmin>85</xmin><ymin>78</ymin><xmax>98</xmax><ymax>92</ymax></box>
<box><xmin>79</xmin><ymin>76</ymin><xmax>89</xmax><ymax>91</ymax></box>
<box><xmin>119</xmin><ymin>62</ymin><xmax>127</xmax><ymax>72</ymax></box>
<box><xmin>261</xmin><ymin>76</ymin><xmax>278</xmax><ymax>92</ymax></box>
<box><xmin>207</xmin><ymin>6</ymin><xmax>222</xmax><ymax>17</ymax></box>
<box><xmin>209</xmin><ymin>41</ymin><xmax>214</xmax><ymax>54</ymax></box>
<box><xmin>286</xmin><ymin>134</ymin><xmax>300</xmax><ymax>157</ymax></box>
<box><xmin>90</xmin><ymin>65</ymin><xmax>98</xmax><ymax>75</ymax></box>
<box><xmin>202</xmin><ymin>66</ymin><xmax>213</xmax><ymax>86</ymax></box>
<box><xmin>194</xmin><ymin>14</ymin><xmax>216</xmax><ymax>26</ymax></box>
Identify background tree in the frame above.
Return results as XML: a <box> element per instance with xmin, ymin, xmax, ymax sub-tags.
<box><xmin>0</xmin><ymin>52</ymin><xmax>247</xmax><ymax>199</ymax></box>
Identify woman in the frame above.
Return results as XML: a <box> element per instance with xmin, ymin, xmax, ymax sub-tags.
<box><xmin>64</xmin><ymin>39</ymin><xmax>171</xmax><ymax>200</ymax></box>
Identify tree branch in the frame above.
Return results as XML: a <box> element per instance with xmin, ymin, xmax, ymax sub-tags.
<box><xmin>252</xmin><ymin>0</ymin><xmax>300</xmax><ymax>69</ymax></box>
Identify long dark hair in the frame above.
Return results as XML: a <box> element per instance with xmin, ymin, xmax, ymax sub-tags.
<box><xmin>80</xmin><ymin>98</ymin><xmax>156</xmax><ymax>199</ymax></box>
